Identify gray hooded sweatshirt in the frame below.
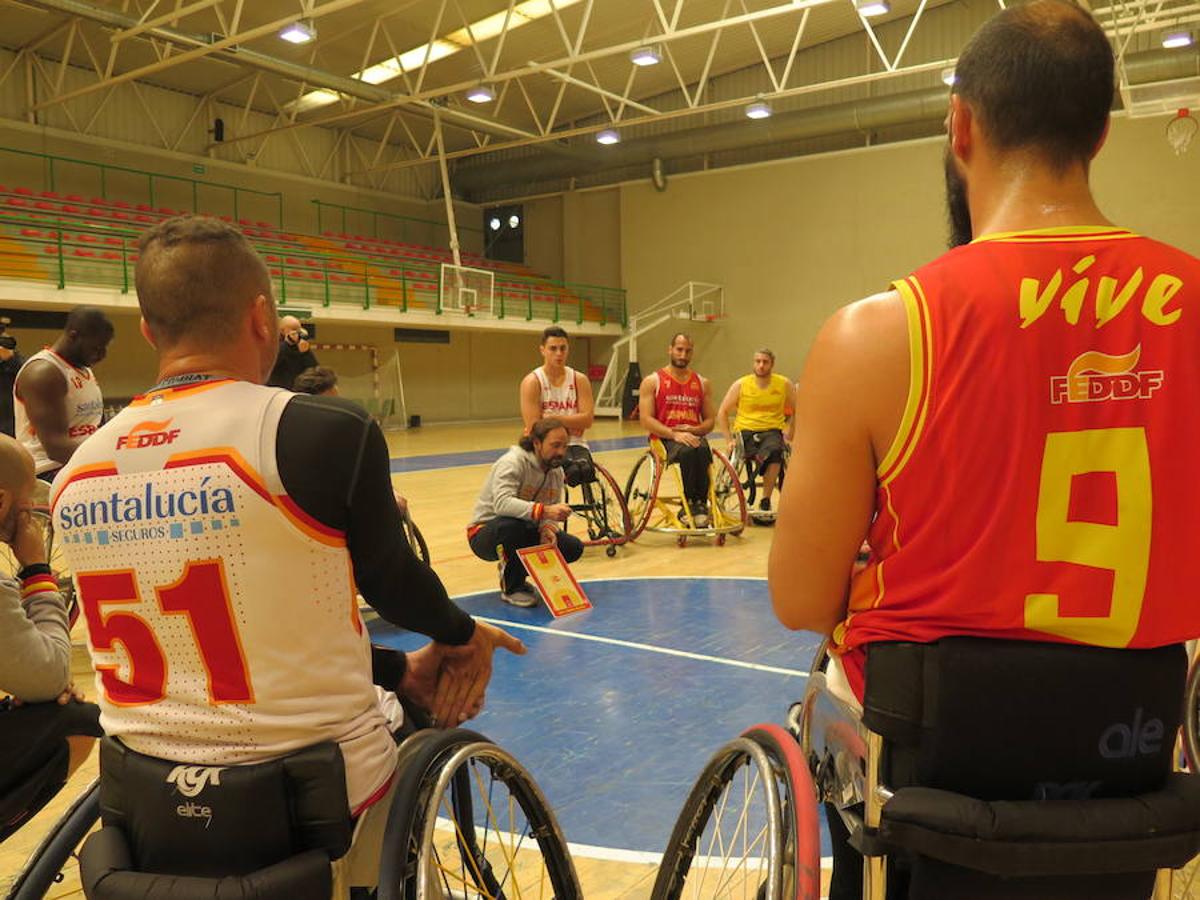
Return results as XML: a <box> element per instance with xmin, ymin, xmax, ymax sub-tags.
<box><xmin>470</xmin><ymin>445</ymin><xmax>564</xmax><ymax>527</ymax></box>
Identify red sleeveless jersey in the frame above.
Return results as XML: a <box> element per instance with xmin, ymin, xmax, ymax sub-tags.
<box><xmin>833</xmin><ymin>226</ymin><xmax>1200</xmax><ymax>697</ymax></box>
<box><xmin>655</xmin><ymin>368</ymin><xmax>704</xmax><ymax>428</ymax></box>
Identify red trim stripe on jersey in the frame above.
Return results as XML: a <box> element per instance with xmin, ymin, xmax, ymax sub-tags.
<box><xmin>128</xmin><ymin>378</ymin><xmax>236</xmax><ymax>407</ymax></box>
<box><xmin>50</xmin><ymin>462</ymin><xmax>119</xmax><ymax>509</ymax></box>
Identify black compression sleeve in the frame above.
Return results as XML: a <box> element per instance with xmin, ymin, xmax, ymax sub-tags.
<box><xmin>276</xmin><ymin>396</ymin><xmax>475</xmax><ymax>645</ymax></box>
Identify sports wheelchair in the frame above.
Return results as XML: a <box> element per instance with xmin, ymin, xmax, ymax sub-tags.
<box><xmin>726</xmin><ymin>431</ymin><xmax>789</xmax><ymax>523</ymax></box>
<box><xmin>624</xmin><ymin>437</ymin><xmax>748</xmax><ymax>547</ymax></box>
<box><xmin>561</xmin><ymin>446</ymin><xmax>632</xmax><ymax>557</ymax></box>
<box><xmin>654</xmin><ymin>638</ymin><xmax>1200</xmax><ymax>900</ymax></box>
<box><xmin>6</xmin><ymin>706</ymin><xmax>578</xmax><ymax>899</ymax></box>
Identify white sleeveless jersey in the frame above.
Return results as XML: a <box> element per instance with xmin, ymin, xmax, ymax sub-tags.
<box><xmin>51</xmin><ymin>378</ymin><xmax>398</xmax><ymax>812</ymax></box>
<box><xmin>534</xmin><ymin>366</ymin><xmax>586</xmax><ymax>446</ymax></box>
<box><xmin>15</xmin><ymin>349</ymin><xmax>104</xmax><ymax>474</ymax></box>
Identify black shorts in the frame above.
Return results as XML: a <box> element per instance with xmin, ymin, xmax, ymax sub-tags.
<box><xmin>0</xmin><ymin>698</ymin><xmax>101</xmax><ymax>806</ymax></box>
<box><xmin>563</xmin><ymin>445</ymin><xmax>596</xmax><ymax>487</ymax></box>
<box><xmin>740</xmin><ymin>429</ymin><xmax>785</xmax><ymax>465</ymax></box>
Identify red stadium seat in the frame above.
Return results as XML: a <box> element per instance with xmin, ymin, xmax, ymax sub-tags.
<box><xmin>13</xmin><ymin>187</ymin><xmax>33</xmax><ymax>195</ymax></box>
<box><xmin>256</xmin><ymin>221</ymin><xmax>272</xmax><ymax>230</ymax></box>
<box><xmin>20</xmin><ymin>229</ymin><xmax>43</xmax><ymax>238</ymax></box>
<box><xmin>78</xmin><ymin>234</ymin><xmax>97</xmax><ymax>243</ymax></box>
<box><xmin>73</xmin><ymin>248</ymin><xmax>95</xmax><ymax>258</ymax></box>
<box><xmin>65</xmin><ymin>194</ymin><xmax>84</xmax><ymax>202</ymax></box>
<box><xmin>40</xmin><ymin>191</ymin><xmax>60</xmax><ymax>199</ymax></box>
<box><xmin>62</xmin><ymin>204</ymin><xmax>81</xmax><ymax>214</ymax></box>
<box><xmin>6</xmin><ymin>198</ymin><xmax>28</xmax><ymax>206</ymax></box>
<box><xmin>104</xmin><ymin>237</ymin><xmax>123</xmax><ymax>246</ymax></box>
<box><xmin>135</xmin><ymin>203</ymin><xmax>152</xmax><ymax>212</ymax></box>
<box><xmin>135</xmin><ymin>215</ymin><xmax>154</xmax><ymax>223</ymax></box>
<box><xmin>100</xmin><ymin>251</ymin><xmax>121</xmax><ymax>260</ymax></box>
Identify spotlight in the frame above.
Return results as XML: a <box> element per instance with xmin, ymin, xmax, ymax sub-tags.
<box><xmin>596</xmin><ymin>128</ymin><xmax>620</xmax><ymax>145</ymax></box>
<box><xmin>855</xmin><ymin>0</ymin><xmax>890</xmax><ymax>16</ymax></box>
<box><xmin>1162</xmin><ymin>30</ymin><xmax>1194</xmax><ymax>49</ymax></box>
<box><xmin>745</xmin><ymin>101</ymin><xmax>772</xmax><ymax>120</ymax></box>
<box><xmin>941</xmin><ymin>68</ymin><xmax>956</xmax><ymax>86</ymax></box>
<box><xmin>509</xmin><ymin>214</ymin><xmax>520</xmax><ymax>228</ymax></box>
<box><xmin>466</xmin><ymin>84</ymin><xmax>496</xmax><ymax>103</ymax></box>
<box><xmin>630</xmin><ymin>45</ymin><xmax>662</xmax><ymax>67</ymax></box>
<box><xmin>279</xmin><ymin>20</ymin><xmax>316</xmax><ymax>44</ymax></box>
<box><xmin>489</xmin><ymin>217</ymin><xmax>501</xmax><ymax>231</ymax></box>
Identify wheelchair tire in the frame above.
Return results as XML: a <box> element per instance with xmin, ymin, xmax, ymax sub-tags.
<box><xmin>623</xmin><ymin>450</ymin><xmax>660</xmax><ymax>541</ymax></box>
<box><xmin>378</xmin><ymin>728</ymin><xmax>580</xmax><ymax>900</ymax></box>
<box><xmin>651</xmin><ymin>726</ymin><xmax>821</xmax><ymax>900</ymax></box>
<box><xmin>571</xmin><ymin>461</ymin><xmax>634</xmax><ymax>548</ymax></box>
<box><xmin>7</xmin><ymin>778</ymin><xmax>99</xmax><ymax>900</ymax></box>
<box><xmin>710</xmin><ymin>449</ymin><xmax>748</xmax><ymax>535</ymax></box>
<box><xmin>401</xmin><ymin>512</ymin><xmax>431</xmax><ymax>566</ymax></box>
<box><xmin>1186</xmin><ymin>656</ymin><xmax>1200</xmax><ymax>773</ymax></box>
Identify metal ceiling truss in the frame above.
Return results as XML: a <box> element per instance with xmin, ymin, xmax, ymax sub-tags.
<box><xmin>8</xmin><ymin>0</ymin><xmax>1200</xmax><ymax>193</ymax></box>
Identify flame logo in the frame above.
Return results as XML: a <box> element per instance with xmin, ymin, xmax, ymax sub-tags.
<box><xmin>123</xmin><ymin>418</ymin><xmax>174</xmax><ymax>438</ymax></box>
<box><xmin>1064</xmin><ymin>347</ymin><xmax>1141</xmax><ymax>402</ymax></box>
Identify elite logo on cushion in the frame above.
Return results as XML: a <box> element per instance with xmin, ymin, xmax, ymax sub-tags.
<box><xmin>1050</xmin><ymin>346</ymin><xmax>1165</xmax><ymax>404</ymax></box>
<box><xmin>117</xmin><ymin>418</ymin><xmax>182</xmax><ymax>449</ymax></box>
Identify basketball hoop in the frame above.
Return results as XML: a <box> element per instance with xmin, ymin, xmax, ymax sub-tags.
<box><xmin>1166</xmin><ymin>108</ymin><xmax>1197</xmax><ymax>155</ymax></box>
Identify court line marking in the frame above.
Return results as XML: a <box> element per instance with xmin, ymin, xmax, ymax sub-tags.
<box><xmin>474</xmin><ymin>614</ymin><xmax>809</xmax><ymax>678</ymax></box>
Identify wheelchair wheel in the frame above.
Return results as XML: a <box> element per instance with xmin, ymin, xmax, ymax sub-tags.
<box><xmin>401</xmin><ymin>511</ymin><xmax>431</xmax><ymax>566</ymax></box>
<box><xmin>651</xmin><ymin>725</ymin><xmax>822</xmax><ymax>900</ymax></box>
<box><xmin>624</xmin><ymin>450</ymin><xmax>660</xmax><ymax>541</ymax></box>
<box><xmin>379</xmin><ymin>728</ymin><xmax>580</xmax><ymax>900</ymax></box>
<box><xmin>0</xmin><ymin>507</ymin><xmax>76</xmax><ymax>618</ymax></box>
<box><xmin>7</xmin><ymin>778</ymin><xmax>99</xmax><ymax>900</ymax></box>
<box><xmin>572</xmin><ymin>462</ymin><xmax>633</xmax><ymax>549</ymax></box>
<box><xmin>710</xmin><ymin>450</ymin><xmax>748</xmax><ymax>536</ymax></box>
<box><xmin>1186</xmin><ymin>656</ymin><xmax>1200</xmax><ymax>773</ymax></box>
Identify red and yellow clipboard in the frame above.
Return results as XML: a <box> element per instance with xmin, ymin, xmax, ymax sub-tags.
<box><xmin>517</xmin><ymin>543</ymin><xmax>591</xmax><ymax>618</ymax></box>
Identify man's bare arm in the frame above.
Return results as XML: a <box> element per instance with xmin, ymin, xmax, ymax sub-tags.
<box><xmin>549</xmin><ymin>372</ymin><xmax>595</xmax><ymax>433</ymax></box>
<box><xmin>678</xmin><ymin>376</ymin><xmax>716</xmax><ymax>436</ymax></box>
<box><xmin>768</xmin><ymin>292</ymin><xmax>908</xmax><ymax>635</ymax></box>
<box><xmin>716</xmin><ymin>380</ymin><xmax>741</xmax><ymax>441</ymax></box>
<box><xmin>15</xmin><ymin>361</ymin><xmax>78</xmax><ymax>465</ymax></box>
<box><xmin>784</xmin><ymin>379</ymin><xmax>798</xmax><ymax>443</ymax></box>
<box><xmin>519</xmin><ymin>373</ymin><xmax>542</xmax><ymax>434</ymax></box>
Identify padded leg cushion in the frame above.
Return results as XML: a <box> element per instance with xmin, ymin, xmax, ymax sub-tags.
<box><xmin>81</xmin><ymin>825</ymin><xmax>332</xmax><ymax>900</ymax></box>
<box><xmin>879</xmin><ymin>773</ymin><xmax>1200</xmax><ymax>877</ymax></box>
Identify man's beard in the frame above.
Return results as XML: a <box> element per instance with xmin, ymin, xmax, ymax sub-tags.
<box><xmin>670</xmin><ymin>357</ymin><xmax>688</xmax><ymax>369</ymax></box>
<box><xmin>943</xmin><ymin>148</ymin><xmax>973</xmax><ymax>249</ymax></box>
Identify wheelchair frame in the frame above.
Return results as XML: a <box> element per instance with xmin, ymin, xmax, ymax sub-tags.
<box><xmin>624</xmin><ymin>439</ymin><xmax>748</xmax><ymax>547</ymax></box>
<box><xmin>727</xmin><ymin>434</ymin><xmax>789</xmax><ymax>522</ymax></box>
<box><xmin>562</xmin><ymin>456</ymin><xmax>633</xmax><ymax>557</ymax></box>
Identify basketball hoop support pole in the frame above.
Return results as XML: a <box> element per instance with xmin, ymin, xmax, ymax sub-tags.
<box><xmin>433</xmin><ymin>111</ymin><xmax>463</xmax><ymax>270</ymax></box>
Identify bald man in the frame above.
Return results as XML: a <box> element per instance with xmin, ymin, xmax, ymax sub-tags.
<box><xmin>0</xmin><ymin>435</ymin><xmax>100</xmax><ymax>839</ymax></box>
<box><xmin>266</xmin><ymin>314</ymin><xmax>318</xmax><ymax>389</ymax></box>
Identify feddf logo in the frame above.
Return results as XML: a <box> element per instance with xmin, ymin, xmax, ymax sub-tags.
<box><xmin>116</xmin><ymin>418</ymin><xmax>181</xmax><ymax>450</ymax></box>
<box><xmin>1049</xmin><ymin>346</ymin><xmax>1164</xmax><ymax>404</ymax></box>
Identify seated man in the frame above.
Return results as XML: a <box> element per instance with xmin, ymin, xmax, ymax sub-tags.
<box><xmin>52</xmin><ymin>216</ymin><xmax>523</xmax><ymax>884</ymax></box>
<box><xmin>292</xmin><ymin>365</ymin><xmax>339</xmax><ymax>396</ymax></box>
<box><xmin>768</xmin><ymin>2</ymin><xmax>1200</xmax><ymax>896</ymax></box>
<box><xmin>637</xmin><ymin>333</ymin><xmax>716</xmax><ymax>526</ymax></box>
<box><xmin>468</xmin><ymin>418</ymin><xmax>583</xmax><ymax>608</ymax></box>
<box><xmin>0</xmin><ymin>434</ymin><xmax>100</xmax><ymax>838</ymax></box>
<box><xmin>519</xmin><ymin>326</ymin><xmax>596</xmax><ymax>487</ymax></box>
<box><xmin>716</xmin><ymin>347</ymin><xmax>795</xmax><ymax>518</ymax></box>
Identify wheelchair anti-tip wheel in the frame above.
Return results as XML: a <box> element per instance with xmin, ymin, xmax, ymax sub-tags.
<box><xmin>379</xmin><ymin>728</ymin><xmax>580</xmax><ymax>900</ymax></box>
<box><xmin>651</xmin><ymin>724</ymin><xmax>822</xmax><ymax>900</ymax></box>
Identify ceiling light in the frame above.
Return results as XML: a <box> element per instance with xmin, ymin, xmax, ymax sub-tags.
<box><xmin>279</xmin><ymin>20</ymin><xmax>316</xmax><ymax>44</ymax></box>
<box><xmin>1162</xmin><ymin>30</ymin><xmax>1194</xmax><ymax>49</ymax></box>
<box><xmin>466</xmin><ymin>85</ymin><xmax>496</xmax><ymax>103</ymax></box>
<box><xmin>941</xmin><ymin>67</ymin><xmax>956</xmax><ymax>86</ymax></box>
<box><xmin>855</xmin><ymin>0</ymin><xmax>890</xmax><ymax>16</ymax></box>
<box><xmin>596</xmin><ymin>128</ymin><xmax>620</xmax><ymax>145</ymax></box>
<box><xmin>509</xmin><ymin>215</ymin><xmax>520</xmax><ymax>228</ymax></box>
<box><xmin>630</xmin><ymin>45</ymin><xmax>662</xmax><ymax>67</ymax></box>
<box><xmin>489</xmin><ymin>217</ymin><xmax>501</xmax><ymax>231</ymax></box>
<box><xmin>745</xmin><ymin>100</ymin><xmax>772</xmax><ymax>119</ymax></box>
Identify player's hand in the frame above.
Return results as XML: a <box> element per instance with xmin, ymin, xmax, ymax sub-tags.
<box><xmin>726</xmin><ymin>438</ymin><xmax>736</xmax><ymax>456</ymax></box>
<box><xmin>673</xmin><ymin>431</ymin><xmax>701</xmax><ymax>448</ymax></box>
<box><xmin>297</xmin><ymin>338</ymin><xmax>310</xmax><ymax>353</ymax></box>
<box><xmin>11</xmin><ymin>509</ymin><xmax>46</xmax><ymax>568</ymax></box>
<box><xmin>399</xmin><ymin>643</ymin><xmax>443</xmax><ymax>716</ymax></box>
<box><xmin>431</xmin><ymin>622</ymin><xmax>526</xmax><ymax>727</ymax></box>
<box><xmin>544</xmin><ymin>503</ymin><xmax>572</xmax><ymax>522</ymax></box>
<box><xmin>56</xmin><ymin>682</ymin><xmax>85</xmax><ymax>705</ymax></box>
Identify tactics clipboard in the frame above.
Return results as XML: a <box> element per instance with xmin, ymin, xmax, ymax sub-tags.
<box><xmin>517</xmin><ymin>543</ymin><xmax>592</xmax><ymax>618</ymax></box>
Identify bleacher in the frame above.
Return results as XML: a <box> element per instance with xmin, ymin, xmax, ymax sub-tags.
<box><xmin>0</xmin><ymin>184</ymin><xmax>625</xmax><ymax>327</ymax></box>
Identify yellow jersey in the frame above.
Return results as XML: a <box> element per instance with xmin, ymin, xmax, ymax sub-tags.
<box><xmin>733</xmin><ymin>373</ymin><xmax>789</xmax><ymax>432</ymax></box>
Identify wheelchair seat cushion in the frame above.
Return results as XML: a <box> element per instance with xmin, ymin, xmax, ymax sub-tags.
<box><xmin>878</xmin><ymin>772</ymin><xmax>1200</xmax><ymax>877</ymax></box>
<box><xmin>862</xmin><ymin>638</ymin><xmax>1186</xmax><ymax>800</ymax></box>
<box><xmin>97</xmin><ymin>736</ymin><xmax>352</xmax><ymax>878</ymax></box>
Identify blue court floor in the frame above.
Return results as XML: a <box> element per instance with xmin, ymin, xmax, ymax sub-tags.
<box><xmin>368</xmin><ymin>576</ymin><xmax>831</xmax><ymax>857</ymax></box>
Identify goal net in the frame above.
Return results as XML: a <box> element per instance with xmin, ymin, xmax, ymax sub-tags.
<box><xmin>312</xmin><ymin>345</ymin><xmax>408</xmax><ymax>430</ymax></box>
<box><xmin>440</xmin><ymin>263</ymin><xmax>495</xmax><ymax>315</ymax></box>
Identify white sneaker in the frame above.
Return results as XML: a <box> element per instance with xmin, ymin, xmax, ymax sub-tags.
<box><xmin>500</xmin><ymin>583</ymin><xmax>539</xmax><ymax>608</ymax></box>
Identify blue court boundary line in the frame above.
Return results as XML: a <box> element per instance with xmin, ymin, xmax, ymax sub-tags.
<box><xmin>389</xmin><ymin>434</ymin><xmax>650</xmax><ymax>473</ymax></box>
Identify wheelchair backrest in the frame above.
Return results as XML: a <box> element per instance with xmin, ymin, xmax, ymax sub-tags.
<box><xmin>97</xmin><ymin>736</ymin><xmax>353</xmax><ymax>878</ymax></box>
<box><xmin>863</xmin><ymin>638</ymin><xmax>1186</xmax><ymax>801</ymax></box>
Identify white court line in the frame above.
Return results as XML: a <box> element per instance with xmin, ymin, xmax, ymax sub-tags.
<box><xmin>474</xmin><ymin>615</ymin><xmax>809</xmax><ymax>678</ymax></box>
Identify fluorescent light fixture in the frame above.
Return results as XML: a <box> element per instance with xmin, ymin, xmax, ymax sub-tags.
<box><xmin>288</xmin><ymin>0</ymin><xmax>583</xmax><ymax>113</ymax></box>
<box><xmin>855</xmin><ymin>0</ymin><xmax>890</xmax><ymax>16</ymax></box>
<box><xmin>466</xmin><ymin>84</ymin><xmax>496</xmax><ymax>103</ymax></box>
<box><xmin>745</xmin><ymin>101</ymin><xmax>772</xmax><ymax>119</ymax></box>
<box><xmin>279</xmin><ymin>20</ymin><xmax>316</xmax><ymax>44</ymax></box>
<box><xmin>596</xmin><ymin>128</ymin><xmax>620</xmax><ymax>145</ymax></box>
<box><xmin>941</xmin><ymin>67</ymin><xmax>957</xmax><ymax>86</ymax></box>
<box><xmin>508</xmin><ymin>214</ymin><xmax>520</xmax><ymax>228</ymax></box>
<box><xmin>630</xmin><ymin>45</ymin><xmax>662</xmax><ymax>66</ymax></box>
<box><xmin>1162</xmin><ymin>30</ymin><xmax>1194</xmax><ymax>48</ymax></box>
<box><xmin>489</xmin><ymin>217</ymin><xmax>501</xmax><ymax>231</ymax></box>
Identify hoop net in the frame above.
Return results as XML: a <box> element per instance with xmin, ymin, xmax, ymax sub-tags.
<box><xmin>1167</xmin><ymin>108</ymin><xmax>1197</xmax><ymax>155</ymax></box>
<box><xmin>440</xmin><ymin>263</ymin><xmax>495</xmax><ymax>315</ymax></box>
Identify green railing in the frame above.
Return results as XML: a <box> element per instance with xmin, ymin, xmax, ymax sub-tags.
<box><xmin>0</xmin><ymin>202</ymin><xmax>627</xmax><ymax>326</ymax></box>
<box><xmin>311</xmin><ymin>199</ymin><xmax>483</xmax><ymax>243</ymax></box>
<box><xmin>0</xmin><ymin>147</ymin><xmax>283</xmax><ymax>226</ymax></box>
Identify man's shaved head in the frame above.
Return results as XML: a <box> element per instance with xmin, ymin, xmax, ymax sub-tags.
<box><xmin>136</xmin><ymin>216</ymin><xmax>274</xmax><ymax>347</ymax></box>
<box><xmin>0</xmin><ymin>435</ymin><xmax>33</xmax><ymax>495</ymax></box>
